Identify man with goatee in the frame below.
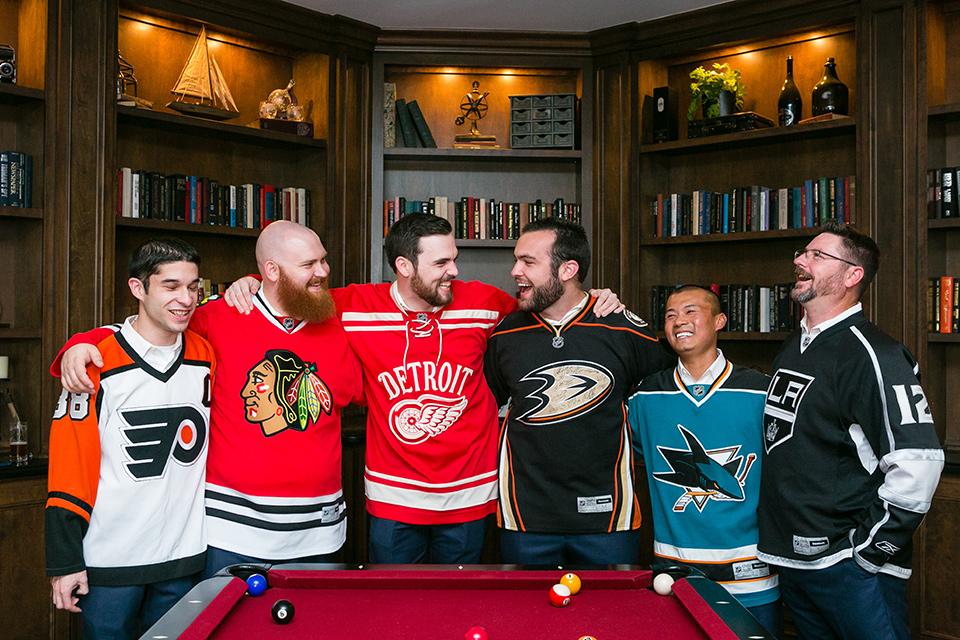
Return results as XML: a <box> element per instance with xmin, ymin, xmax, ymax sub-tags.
<box><xmin>52</xmin><ymin>221</ymin><xmax>364</xmax><ymax>576</ymax></box>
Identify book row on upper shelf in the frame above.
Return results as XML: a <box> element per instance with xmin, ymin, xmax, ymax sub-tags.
<box><xmin>650</xmin><ymin>283</ymin><xmax>800</xmax><ymax>334</ymax></box>
<box><xmin>117</xmin><ymin>168</ymin><xmax>311</xmax><ymax>229</ymax></box>
<box><xmin>926</xmin><ymin>167</ymin><xmax>960</xmax><ymax>219</ymax></box>
<box><xmin>930</xmin><ymin>276</ymin><xmax>960</xmax><ymax>334</ymax></box>
<box><xmin>384</xmin><ymin>196</ymin><xmax>581</xmax><ymax>241</ymax></box>
<box><xmin>0</xmin><ymin>151</ymin><xmax>33</xmax><ymax>208</ymax></box>
<box><xmin>652</xmin><ymin>175</ymin><xmax>855</xmax><ymax>238</ymax></box>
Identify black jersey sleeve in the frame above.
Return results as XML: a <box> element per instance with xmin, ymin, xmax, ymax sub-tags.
<box><xmin>842</xmin><ymin>328</ymin><xmax>944</xmax><ymax>573</ymax></box>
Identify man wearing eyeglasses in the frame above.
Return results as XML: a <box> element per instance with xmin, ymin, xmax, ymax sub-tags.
<box><xmin>757</xmin><ymin>219</ymin><xmax>944</xmax><ymax>640</ymax></box>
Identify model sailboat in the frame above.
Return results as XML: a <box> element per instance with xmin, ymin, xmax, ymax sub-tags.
<box><xmin>166</xmin><ymin>27</ymin><xmax>240</xmax><ymax>120</ymax></box>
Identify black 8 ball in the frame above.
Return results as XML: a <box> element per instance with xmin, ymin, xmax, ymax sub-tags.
<box><xmin>272</xmin><ymin>599</ymin><xmax>295</xmax><ymax>625</ymax></box>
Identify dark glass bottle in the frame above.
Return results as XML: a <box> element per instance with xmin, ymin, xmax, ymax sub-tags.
<box><xmin>778</xmin><ymin>56</ymin><xmax>802</xmax><ymax>126</ymax></box>
<box><xmin>811</xmin><ymin>57</ymin><xmax>849</xmax><ymax>116</ymax></box>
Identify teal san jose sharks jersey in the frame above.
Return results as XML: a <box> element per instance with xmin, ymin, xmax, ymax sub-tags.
<box><xmin>628</xmin><ymin>361</ymin><xmax>779</xmax><ymax>608</ymax></box>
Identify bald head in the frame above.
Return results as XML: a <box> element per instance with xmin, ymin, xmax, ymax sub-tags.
<box><xmin>256</xmin><ymin>221</ymin><xmax>324</xmax><ymax>274</ymax></box>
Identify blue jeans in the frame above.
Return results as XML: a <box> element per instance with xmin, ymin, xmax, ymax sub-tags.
<box><xmin>368</xmin><ymin>515</ymin><xmax>488</xmax><ymax>564</ymax></box>
<box><xmin>79</xmin><ymin>574</ymin><xmax>199</xmax><ymax>640</ymax></box>
<box><xmin>499</xmin><ymin>528</ymin><xmax>641</xmax><ymax>566</ymax></box>
<box><xmin>747</xmin><ymin>599</ymin><xmax>785</xmax><ymax>639</ymax></box>
<box><xmin>778</xmin><ymin>559</ymin><xmax>910</xmax><ymax>640</ymax></box>
<box><xmin>203</xmin><ymin>546</ymin><xmax>339</xmax><ymax>579</ymax></box>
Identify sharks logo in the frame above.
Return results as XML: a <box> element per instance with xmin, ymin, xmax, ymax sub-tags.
<box><xmin>120</xmin><ymin>405</ymin><xmax>208</xmax><ymax>480</ymax></box>
<box><xmin>517</xmin><ymin>360</ymin><xmax>613</xmax><ymax>424</ymax></box>
<box><xmin>389</xmin><ymin>394</ymin><xmax>468</xmax><ymax>444</ymax></box>
<box><xmin>654</xmin><ymin>425</ymin><xmax>756</xmax><ymax>512</ymax></box>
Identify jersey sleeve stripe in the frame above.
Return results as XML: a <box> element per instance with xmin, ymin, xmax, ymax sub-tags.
<box><xmin>45</xmin><ymin>494</ymin><xmax>93</xmax><ymax>522</ymax></box>
<box><xmin>575</xmin><ymin>322</ymin><xmax>661</xmax><ymax>341</ymax></box>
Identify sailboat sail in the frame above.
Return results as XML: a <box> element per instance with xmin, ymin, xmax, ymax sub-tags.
<box><xmin>171</xmin><ymin>27</ymin><xmax>213</xmax><ymax>100</ymax></box>
<box><xmin>210</xmin><ymin>54</ymin><xmax>239</xmax><ymax>112</ymax></box>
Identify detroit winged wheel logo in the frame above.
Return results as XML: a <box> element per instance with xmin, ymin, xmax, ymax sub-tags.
<box><xmin>389</xmin><ymin>395</ymin><xmax>468</xmax><ymax>445</ymax></box>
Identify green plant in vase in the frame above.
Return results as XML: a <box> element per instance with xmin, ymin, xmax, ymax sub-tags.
<box><xmin>688</xmin><ymin>63</ymin><xmax>746</xmax><ymax>120</ymax></box>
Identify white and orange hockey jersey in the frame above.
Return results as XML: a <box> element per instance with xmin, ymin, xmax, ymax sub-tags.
<box><xmin>46</xmin><ymin>321</ymin><xmax>215</xmax><ymax>586</ymax></box>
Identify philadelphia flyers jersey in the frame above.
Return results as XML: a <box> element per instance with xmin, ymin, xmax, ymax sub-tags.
<box><xmin>485</xmin><ymin>298</ymin><xmax>674</xmax><ymax>534</ymax></box>
<box><xmin>51</xmin><ymin>294</ymin><xmax>365</xmax><ymax>560</ymax></box>
<box><xmin>45</xmin><ymin>320</ymin><xmax>215</xmax><ymax>586</ymax></box>
<box><xmin>333</xmin><ymin>280</ymin><xmax>517</xmax><ymax>525</ymax></box>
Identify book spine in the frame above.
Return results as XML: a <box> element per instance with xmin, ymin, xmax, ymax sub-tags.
<box><xmin>395</xmin><ymin>98</ymin><xmax>419</xmax><ymax>147</ymax></box>
<box><xmin>941</xmin><ymin>276</ymin><xmax>954</xmax><ymax>334</ymax></box>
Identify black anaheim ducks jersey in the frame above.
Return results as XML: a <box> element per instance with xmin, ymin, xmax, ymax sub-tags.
<box><xmin>485</xmin><ymin>297</ymin><xmax>674</xmax><ymax>534</ymax></box>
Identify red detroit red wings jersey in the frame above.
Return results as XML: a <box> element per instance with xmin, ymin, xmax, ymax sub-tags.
<box><xmin>333</xmin><ymin>280</ymin><xmax>517</xmax><ymax>524</ymax></box>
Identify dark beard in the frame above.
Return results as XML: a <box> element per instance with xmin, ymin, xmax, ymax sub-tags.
<box><xmin>276</xmin><ymin>270</ymin><xmax>337</xmax><ymax>322</ymax></box>
<box><xmin>518</xmin><ymin>275</ymin><xmax>565</xmax><ymax>314</ymax></box>
<box><xmin>410</xmin><ymin>271</ymin><xmax>453</xmax><ymax>307</ymax></box>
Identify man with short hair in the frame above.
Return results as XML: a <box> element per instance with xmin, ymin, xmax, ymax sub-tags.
<box><xmin>628</xmin><ymin>285</ymin><xmax>781</xmax><ymax>637</ymax></box>
<box><xmin>484</xmin><ymin>217</ymin><xmax>674</xmax><ymax>565</ymax></box>
<box><xmin>224</xmin><ymin>213</ymin><xmax>624</xmax><ymax>564</ymax></box>
<box><xmin>52</xmin><ymin>221</ymin><xmax>364</xmax><ymax>577</ymax></box>
<box><xmin>46</xmin><ymin>238</ymin><xmax>216</xmax><ymax>639</ymax></box>
<box><xmin>758</xmin><ymin>219</ymin><xmax>944</xmax><ymax>640</ymax></box>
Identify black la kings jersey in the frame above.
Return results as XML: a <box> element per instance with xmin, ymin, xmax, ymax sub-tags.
<box><xmin>485</xmin><ymin>297</ymin><xmax>674</xmax><ymax>534</ymax></box>
<box><xmin>758</xmin><ymin>309</ymin><xmax>944</xmax><ymax>577</ymax></box>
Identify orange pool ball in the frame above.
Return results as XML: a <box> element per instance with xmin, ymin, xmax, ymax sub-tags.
<box><xmin>560</xmin><ymin>573</ymin><xmax>581</xmax><ymax>595</ymax></box>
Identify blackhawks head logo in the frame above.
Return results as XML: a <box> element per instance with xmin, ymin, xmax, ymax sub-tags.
<box><xmin>241</xmin><ymin>350</ymin><xmax>332</xmax><ymax>436</ymax></box>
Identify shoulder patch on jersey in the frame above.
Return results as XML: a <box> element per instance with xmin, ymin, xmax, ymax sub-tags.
<box><xmin>623</xmin><ymin>309</ymin><xmax>649</xmax><ymax>328</ymax></box>
<box><xmin>197</xmin><ymin>294</ymin><xmax>221</xmax><ymax>307</ymax></box>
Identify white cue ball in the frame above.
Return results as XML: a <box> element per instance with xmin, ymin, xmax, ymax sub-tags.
<box><xmin>653</xmin><ymin>573</ymin><xmax>675</xmax><ymax>596</ymax></box>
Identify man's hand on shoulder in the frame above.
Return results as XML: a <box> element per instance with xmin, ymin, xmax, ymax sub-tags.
<box><xmin>589</xmin><ymin>288</ymin><xmax>626</xmax><ymax>317</ymax></box>
<box><xmin>51</xmin><ymin>570</ymin><xmax>88</xmax><ymax>613</ymax></box>
<box><xmin>223</xmin><ymin>276</ymin><xmax>261</xmax><ymax>314</ymax></box>
<box><xmin>61</xmin><ymin>344</ymin><xmax>102</xmax><ymax>395</ymax></box>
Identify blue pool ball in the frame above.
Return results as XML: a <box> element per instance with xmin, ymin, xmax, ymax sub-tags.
<box><xmin>246</xmin><ymin>574</ymin><xmax>267</xmax><ymax>596</ymax></box>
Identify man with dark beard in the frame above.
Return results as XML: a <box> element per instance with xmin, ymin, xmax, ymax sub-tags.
<box><xmin>51</xmin><ymin>221</ymin><xmax>364</xmax><ymax>577</ymax></box>
<box><xmin>221</xmin><ymin>213</ymin><xmax>625</xmax><ymax>564</ymax></box>
<box><xmin>757</xmin><ymin>219</ymin><xmax>943</xmax><ymax>640</ymax></box>
<box><xmin>484</xmin><ymin>218</ymin><xmax>674</xmax><ymax>565</ymax></box>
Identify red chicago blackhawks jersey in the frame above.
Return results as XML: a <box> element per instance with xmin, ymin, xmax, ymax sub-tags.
<box><xmin>52</xmin><ymin>294</ymin><xmax>364</xmax><ymax>560</ymax></box>
<box><xmin>46</xmin><ymin>322</ymin><xmax>215</xmax><ymax>586</ymax></box>
<box><xmin>333</xmin><ymin>280</ymin><xmax>517</xmax><ymax>524</ymax></box>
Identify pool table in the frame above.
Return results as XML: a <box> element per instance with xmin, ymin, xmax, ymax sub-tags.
<box><xmin>140</xmin><ymin>564</ymin><xmax>776</xmax><ymax>639</ymax></box>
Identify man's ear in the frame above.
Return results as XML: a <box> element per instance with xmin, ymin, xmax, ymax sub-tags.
<box><xmin>263</xmin><ymin>260</ymin><xmax>281</xmax><ymax>283</ymax></box>
<box><xmin>558</xmin><ymin>260</ymin><xmax>580</xmax><ymax>284</ymax></box>
<box><xmin>395</xmin><ymin>256</ymin><xmax>415</xmax><ymax>279</ymax></box>
<box><xmin>128</xmin><ymin>277</ymin><xmax>146</xmax><ymax>302</ymax></box>
<box><xmin>845</xmin><ymin>265</ymin><xmax>864</xmax><ymax>292</ymax></box>
<box><xmin>715</xmin><ymin>312</ymin><xmax>728</xmax><ymax>332</ymax></box>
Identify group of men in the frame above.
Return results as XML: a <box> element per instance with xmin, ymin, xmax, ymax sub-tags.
<box><xmin>45</xmin><ymin>214</ymin><xmax>943</xmax><ymax>640</ymax></box>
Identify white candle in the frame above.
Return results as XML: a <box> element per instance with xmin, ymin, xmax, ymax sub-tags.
<box><xmin>0</xmin><ymin>356</ymin><xmax>8</xmax><ymax>379</ymax></box>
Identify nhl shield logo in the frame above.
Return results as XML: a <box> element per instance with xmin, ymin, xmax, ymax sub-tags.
<box><xmin>282</xmin><ymin>317</ymin><xmax>296</xmax><ymax>331</ymax></box>
<box><xmin>692</xmin><ymin>384</ymin><xmax>706</xmax><ymax>397</ymax></box>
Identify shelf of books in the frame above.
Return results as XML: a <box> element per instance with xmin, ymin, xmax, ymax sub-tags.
<box><xmin>635</xmin><ymin>20</ymin><xmax>857</xmax><ymax>362</ymax></box>
<box><xmin>374</xmin><ymin>54</ymin><xmax>591</xmax><ymax>292</ymax></box>
<box><xmin>111</xmin><ymin>2</ymin><xmax>331</xmax><ymax>316</ymax></box>
<box><xmin>924</xmin><ymin>0</ymin><xmax>960</xmax><ymax>465</ymax></box>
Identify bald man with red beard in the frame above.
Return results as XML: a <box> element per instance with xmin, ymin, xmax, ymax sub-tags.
<box><xmin>52</xmin><ymin>222</ymin><xmax>364</xmax><ymax>577</ymax></box>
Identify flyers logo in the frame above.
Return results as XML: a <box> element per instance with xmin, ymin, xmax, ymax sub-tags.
<box><xmin>763</xmin><ymin>369</ymin><xmax>815</xmax><ymax>453</ymax></box>
<box><xmin>518</xmin><ymin>360</ymin><xmax>613</xmax><ymax>424</ymax></box>
<box><xmin>119</xmin><ymin>405</ymin><xmax>208</xmax><ymax>480</ymax></box>
<box><xmin>389</xmin><ymin>395</ymin><xmax>468</xmax><ymax>445</ymax></box>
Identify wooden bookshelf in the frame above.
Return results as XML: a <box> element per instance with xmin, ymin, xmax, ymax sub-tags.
<box><xmin>372</xmin><ymin>48</ymin><xmax>591</xmax><ymax>294</ymax></box>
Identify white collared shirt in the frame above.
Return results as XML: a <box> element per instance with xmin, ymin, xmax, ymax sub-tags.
<box><xmin>677</xmin><ymin>348</ymin><xmax>726</xmax><ymax>387</ymax></box>
<box><xmin>120</xmin><ymin>315</ymin><xmax>182</xmax><ymax>372</ymax></box>
<box><xmin>799</xmin><ymin>302</ymin><xmax>862</xmax><ymax>353</ymax></box>
<box><xmin>546</xmin><ymin>293</ymin><xmax>589</xmax><ymax>327</ymax></box>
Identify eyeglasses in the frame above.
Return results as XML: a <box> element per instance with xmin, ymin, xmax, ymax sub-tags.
<box><xmin>793</xmin><ymin>249</ymin><xmax>858</xmax><ymax>267</ymax></box>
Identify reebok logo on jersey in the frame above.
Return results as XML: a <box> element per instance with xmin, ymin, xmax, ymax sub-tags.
<box><xmin>654</xmin><ymin>425</ymin><xmax>756</xmax><ymax>512</ymax></box>
<box><xmin>517</xmin><ymin>360</ymin><xmax>613</xmax><ymax>424</ymax></box>
<box><xmin>120</xmin><ymin>405</ymin><xmax>207</xmax><ymax>480</ymax></box>
<box><xmin>389</xmin><ymin>394</ymin><xmax>468</xmax><ymax>445</ymax></box>
<box><xmin>763</xmin><ymin>368</ymin><xmax>815</xmax><ymax>452</ymax></box>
